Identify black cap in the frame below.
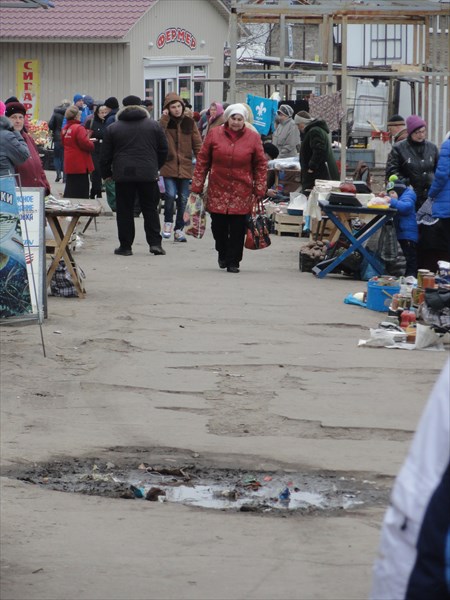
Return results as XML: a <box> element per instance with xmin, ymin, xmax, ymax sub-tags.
<box><xmin>122</xmin><ymin>95</ymin><xmax>141</xmax><ymax>107</ymax></box>
<box><xmin>104</xmin><ymin>96</ymin><xmax>119</xmax><ymax>110</ymax></box>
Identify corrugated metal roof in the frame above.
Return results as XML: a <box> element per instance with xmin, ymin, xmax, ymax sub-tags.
<box><xmin>0</xmin><ymin>0</ymin><xmax>158</xmax><ymax>40</ymax></box>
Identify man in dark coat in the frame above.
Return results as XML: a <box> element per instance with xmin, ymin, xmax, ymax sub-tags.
<box><xmin>100</xmin><ymin>95</ymin><xmax>168</xmax><ymax>256</ymax></box>
<box><xmin>295</xmin><ymin>111</ymin><xmax>339</xmax><ymax>195</ymax></box>
<box><xmin>386</xmin><ymin>115</ymin><xmax>438</xmax><ymax>210</ymax></box>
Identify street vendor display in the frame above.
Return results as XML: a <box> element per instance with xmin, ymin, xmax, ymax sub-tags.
<box><xmin>312</xmin><ymin>198</ymin><xmax>396</xmax><ymax>279</ymax></box>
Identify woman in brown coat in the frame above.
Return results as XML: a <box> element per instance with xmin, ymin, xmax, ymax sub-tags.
<box><xmin>191</xmin><ymin>103</ymin><xmax>267</xmax><ymax>273</ymax></box>
<box><xmin>159</xmin><ymin>93</ymin><xmax>202</xmax><ymax>242</ymax></box>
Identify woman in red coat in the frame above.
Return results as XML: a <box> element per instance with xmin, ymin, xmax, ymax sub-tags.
<box><xmin>191</xmin><ymin>103</ymin><xmax>267</xmax><ymax>273</ymax></box>
<box><xmin>62</xmin><ymin>105</ymin><xmax>94</xmax><ymax>198</ymax></box>
<box><xmin>5</xmin><ymin>101</ymin><xmax>51</xmax><ymax>195</ymax></box>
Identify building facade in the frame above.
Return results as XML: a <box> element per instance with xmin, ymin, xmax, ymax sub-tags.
<box><xmin>0</xmin><ymin>0</ymin><xmax>230</xmax><ymax>122</ymax></box>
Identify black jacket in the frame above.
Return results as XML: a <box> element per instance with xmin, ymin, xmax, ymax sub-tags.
<box><xmin>84</xmin><ymin>115</ymin><xmax>107</xmax><ymax>156</ymax></box>
<box><xmin>100</xmin><ymin>105</ymin><xmax>168</xmax><ymax>182</ymax></box>
<box><xmin>386</xmin><ymin>137</ymin><xmax>439</xmax><ymax>207</ymax></box>
<box><xmin>299</xmin><ymin>119</ymin><xmax>339</xmax><ymax>192</ymax></box>
<box><xmin>48</xmin><ymin>106</ymin><xmax>66</xmax><ymax>145</ymax></box>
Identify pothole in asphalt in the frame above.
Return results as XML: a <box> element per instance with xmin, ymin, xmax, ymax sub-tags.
<box><xmin>9</xmin><ymin>458</ymin><xmax>390</xmax><ymax>516</ymax></box>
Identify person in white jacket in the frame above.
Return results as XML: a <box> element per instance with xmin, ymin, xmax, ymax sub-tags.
<box><xmin>370</xmin><ymin>358</ymin><xmax>450</xmax><ymax>599</ymax></box>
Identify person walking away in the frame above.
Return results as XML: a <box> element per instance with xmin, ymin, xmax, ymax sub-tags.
<box><xmin>0</xmin><ymin>115</ymin><xmax>30</xmax><ymax>176</ymax></box>
<box><xmin>159</xmin><ymin>93</ymin><xmax>202</xmax><ymax>242</ymax></box>
<box><xmin>272</xmin><ymin>104</ymin><xmax>300</xmax><ymax>159</ymax></box>
<box><xmin>61</xmin><ymin>105</ymin><xmax>95</xmax><ymax>199</ymax></box>
<box><xmin>85</xmin><ymin>104</ymin><xmax>108</xmax><ymax>199</ymax></box>
<box><xmin>191</xmin><ymin>103</ymin><xmax>267</xmax><ymax>273</ymax></box>
<box><xmin>5</xmin><ymin>101</ymin><xmax>51</xmax><ymax>195</ymax></box>
<box><xmin>295</xmin><ymin>110</ymin><xmax>339</xmax><ymax>196</ymax></box>
<box><xmin>386</xmin><ymin>115</ymin><xmax>438</xmax><ymax>211</ymax></box>
<box><xmin>48</xmin><ymin>100</ymin><xmax>69</xmax><ymax>182</ymax></box>
<box><xmin>387</xmin><ymin>114</ymin><xmax>408</xmax><ymax>144</ymax></box>
<box><xmin>100</xmin><ymin>95</ymin><xmax>168</xmax><ymax>256</ymax></box>
<box><xmin>419</xmin><ymin>132</ymin><xmax>450</xmax><ymax>267</ymax></box>
<box><xmin>384</xmin><ymin>181</ymin><xmax>418</xmax><ymax>277</ymax></box>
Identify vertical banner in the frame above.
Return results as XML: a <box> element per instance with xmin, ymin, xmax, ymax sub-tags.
<box><xmin>0</xmin><ymin>176</ymin><xmax>33</xmax><ymax>320</ymax></box>
<box><xmin>16</xmin><ymin>59</ymin><xmax>40</xmax><ymax>122</ymax></box>
<box><xmin>17</xmin><ymin>187</ymin><xmax>46</xmax><ymax>322</ymax></box>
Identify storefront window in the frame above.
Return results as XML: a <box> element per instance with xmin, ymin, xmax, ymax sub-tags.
<box><xmin>193</xmin><ymin>80</ymin><xmax>205</xmax><ymax>113</ymax></box>
<box><xmin>144</xmin><ymin>79</ymin><xmax>155</xmax><ymax>104</ymax></box>
<box><xmin>178</xmin><ymin>77</ymin><xmax>191</xmax><ymax>105</ymax></box>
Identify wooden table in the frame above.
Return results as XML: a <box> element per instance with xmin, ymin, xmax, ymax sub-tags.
<box><xmin>45</xmin><ymin>201</ymin><xmax>102</xmax><ymax>298</ymax></box>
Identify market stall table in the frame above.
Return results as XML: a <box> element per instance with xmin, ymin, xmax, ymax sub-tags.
<box><xmin>312</xmin><ymin>201</ymin><xmax>396</xmax><ymax>279</ymax></box>
<box><xmin>45</xmin><ymin>201</ymin><xmax>102</xmax><ymax>298</ymax></box>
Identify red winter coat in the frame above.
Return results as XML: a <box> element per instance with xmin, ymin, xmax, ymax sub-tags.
<box><xmin>62</xmin><ymin>120</ymin><xmax>94</xmax><ymax>174</ymax></box>
<box><xmin>16</xmin><ymin>131</ymin><xmax>51</xmax><ymax>195</ymax></box>
<box><xmin>191</xmin><ymin>123</ymin><xmax>267</xmax><ymax>215</ymax></box>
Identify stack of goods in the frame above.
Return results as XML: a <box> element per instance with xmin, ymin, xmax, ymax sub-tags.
<box><xmin>416</xmin><ymin>261</ymin><xmax>450</xmax><ymax>333</ymax></box>
<box><xmin>299</xmin><ymin>241</ymin><xmax>327</xmax><ymax>272</ymax></box>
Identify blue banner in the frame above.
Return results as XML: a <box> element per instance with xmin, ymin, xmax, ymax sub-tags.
<box><xmin>0</xmin><ymin>175</ymin><xmax>32</xmax><ymax>318</ymax></box>
<box><xmin>246</xmin><ymin>94</ymin><xmax>278</xmax><ymax>135</ymax></box>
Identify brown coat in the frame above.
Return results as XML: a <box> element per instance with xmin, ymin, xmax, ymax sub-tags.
<box><xmin>159</xmin><ymin>112</ymin><xmax>202</xmax><ymax>179</ymax></box>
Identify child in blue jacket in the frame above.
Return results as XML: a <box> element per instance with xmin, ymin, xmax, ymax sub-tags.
<box><xmin>385</xmin><ymin>181</ymin><xmax>418</xmax><ymax>277</ymax></box>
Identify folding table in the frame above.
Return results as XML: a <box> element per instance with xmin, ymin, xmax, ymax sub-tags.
<box><xmin>312</xmin><ymin>201</ymin><xmax>396</xmax><ymax>279</ymax></box>
<box><xmin>45</xmin><ymin>202</ymin><xmax>102</xmax><ymax>298</ymax></box>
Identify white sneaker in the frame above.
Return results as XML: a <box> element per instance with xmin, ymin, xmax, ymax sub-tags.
<box><xmin>174</xmin><ymin>229</ymin><xmax>187</xmax><ymax>242</ymax></box>
<box><xmin>162</xmin><ymin>222</ymin><xmax>173</xmax><ymax>239</ymax></box>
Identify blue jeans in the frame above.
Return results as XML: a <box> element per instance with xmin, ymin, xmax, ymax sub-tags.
<box><xmin>163</xmin><ymin>178</ymin><xmax>190</xmax><ymax>231</ymax></box>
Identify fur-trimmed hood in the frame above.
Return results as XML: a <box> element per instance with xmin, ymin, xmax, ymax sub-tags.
<box><xmin>116</xmin><ymin>104</ymin><xmax>149</xmax><ymax>122</ymax></box>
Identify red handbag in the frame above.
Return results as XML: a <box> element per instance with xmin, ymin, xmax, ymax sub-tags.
<box><xmin>245</xmin><ymin>200</ymin><xmax>271</xmax><ymax>250</ymax></box>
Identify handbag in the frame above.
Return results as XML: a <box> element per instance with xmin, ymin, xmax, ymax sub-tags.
<box><xmin>378</xmin><ymin>219</ymin><xmax>398</xmax><ymax>262</ymax></box>
<box><xmin>245</xmin><ymin>200</ymin><xmax>271</xmax><ymax>250</ymax></box>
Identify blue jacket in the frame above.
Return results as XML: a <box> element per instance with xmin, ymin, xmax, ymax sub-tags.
<box><xmin>428</xmin><ymin>138</ymin><xmax>450</xmax><ymax>219</ymax></box>
<box><xmin>389</xmin><ymin>187</ymin><xmax>419</xmax><ymax>242</ymax></box>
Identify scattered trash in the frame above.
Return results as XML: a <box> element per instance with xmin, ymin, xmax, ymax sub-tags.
<box><xmin>11</xmin><ymin>459</ymin><xmax>390</xmax><ymax>515</ymax></box>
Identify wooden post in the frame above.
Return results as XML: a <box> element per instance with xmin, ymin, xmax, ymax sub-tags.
<box><xmin>229</xmin><ymin>0</ymin><xmax>237</xmax><ymax>103</ymax></box>
<box><xmin>340</xmin><ymin>17</ymin><xmax>348</xmax><ymax>181</ymax></box>
<box><xmin>280</xmin><ymin>14</ymin><xmax>286</xmax><ymax>99</ymax></box>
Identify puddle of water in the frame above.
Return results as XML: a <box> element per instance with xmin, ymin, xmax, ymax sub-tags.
<box><xmin>11</xmin><ymin>460</ymin><xmax>388</xmax><ymax>514</ymax></box>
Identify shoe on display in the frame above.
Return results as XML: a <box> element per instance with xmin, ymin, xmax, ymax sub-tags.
<box><xmin>114</xmin><ymin>247</ymin><xmax>133</xmax><ymax>256</ymax></box>
<box><xmin>149</xmin><ymin>245</ymin><xmax>166</xmax><ymax>255</ymax></box>
<box><xmin>162</xmin><ymin>222</ymin><xmax>173</xmax><ymax>238</ymax></box>
<box><xmin>174</xmin><ymin>229</ymin><xmax>187</xmax><ymax>242</ymax></box>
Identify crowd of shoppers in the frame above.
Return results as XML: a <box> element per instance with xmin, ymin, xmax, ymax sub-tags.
<box><xmin>1</xmin><ymin>89</ymin><xmax>449</xmax><ymax>276</ymax></box>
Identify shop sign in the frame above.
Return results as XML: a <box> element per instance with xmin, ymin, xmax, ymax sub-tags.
<box><xmin>15</xmin><ymin>59</ymin><xmax>40</xmax><ymax>121</ymax></box>
<box><xmin>156</xmin><ymin>28</ymin><xmax>197</xmax><ymax>50</ymax></box>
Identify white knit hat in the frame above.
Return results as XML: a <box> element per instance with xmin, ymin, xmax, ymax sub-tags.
<box><xmin>223</xmin><ymin>103</ymin><xmax>249</xmax><ymax>121</ymax></box>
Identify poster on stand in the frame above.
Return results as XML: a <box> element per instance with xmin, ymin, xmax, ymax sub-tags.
<box><xmin>0</xmin><ymin>176</ymin><xmax>33</xmax><ymax>321</ymax></box>
<box><xmin>17</xmin><ymin>187</ymin><xmax>46</xmax><ymax>322</ymax></box>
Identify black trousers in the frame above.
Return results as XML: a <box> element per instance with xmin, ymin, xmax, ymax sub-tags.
<box><xmin>115</xmin><ymin>181</ymin><xmax>161</xmax><ymax>249</ymax></box>
<box><xmin>210</xmin><ymin>212</ymin><xmax>247</xmax><ymax>268</ymax></box>
<box><xmin>399</xmin><ymin>239</ymin><xmax>418</xmax><ymax>277</ymax></box>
